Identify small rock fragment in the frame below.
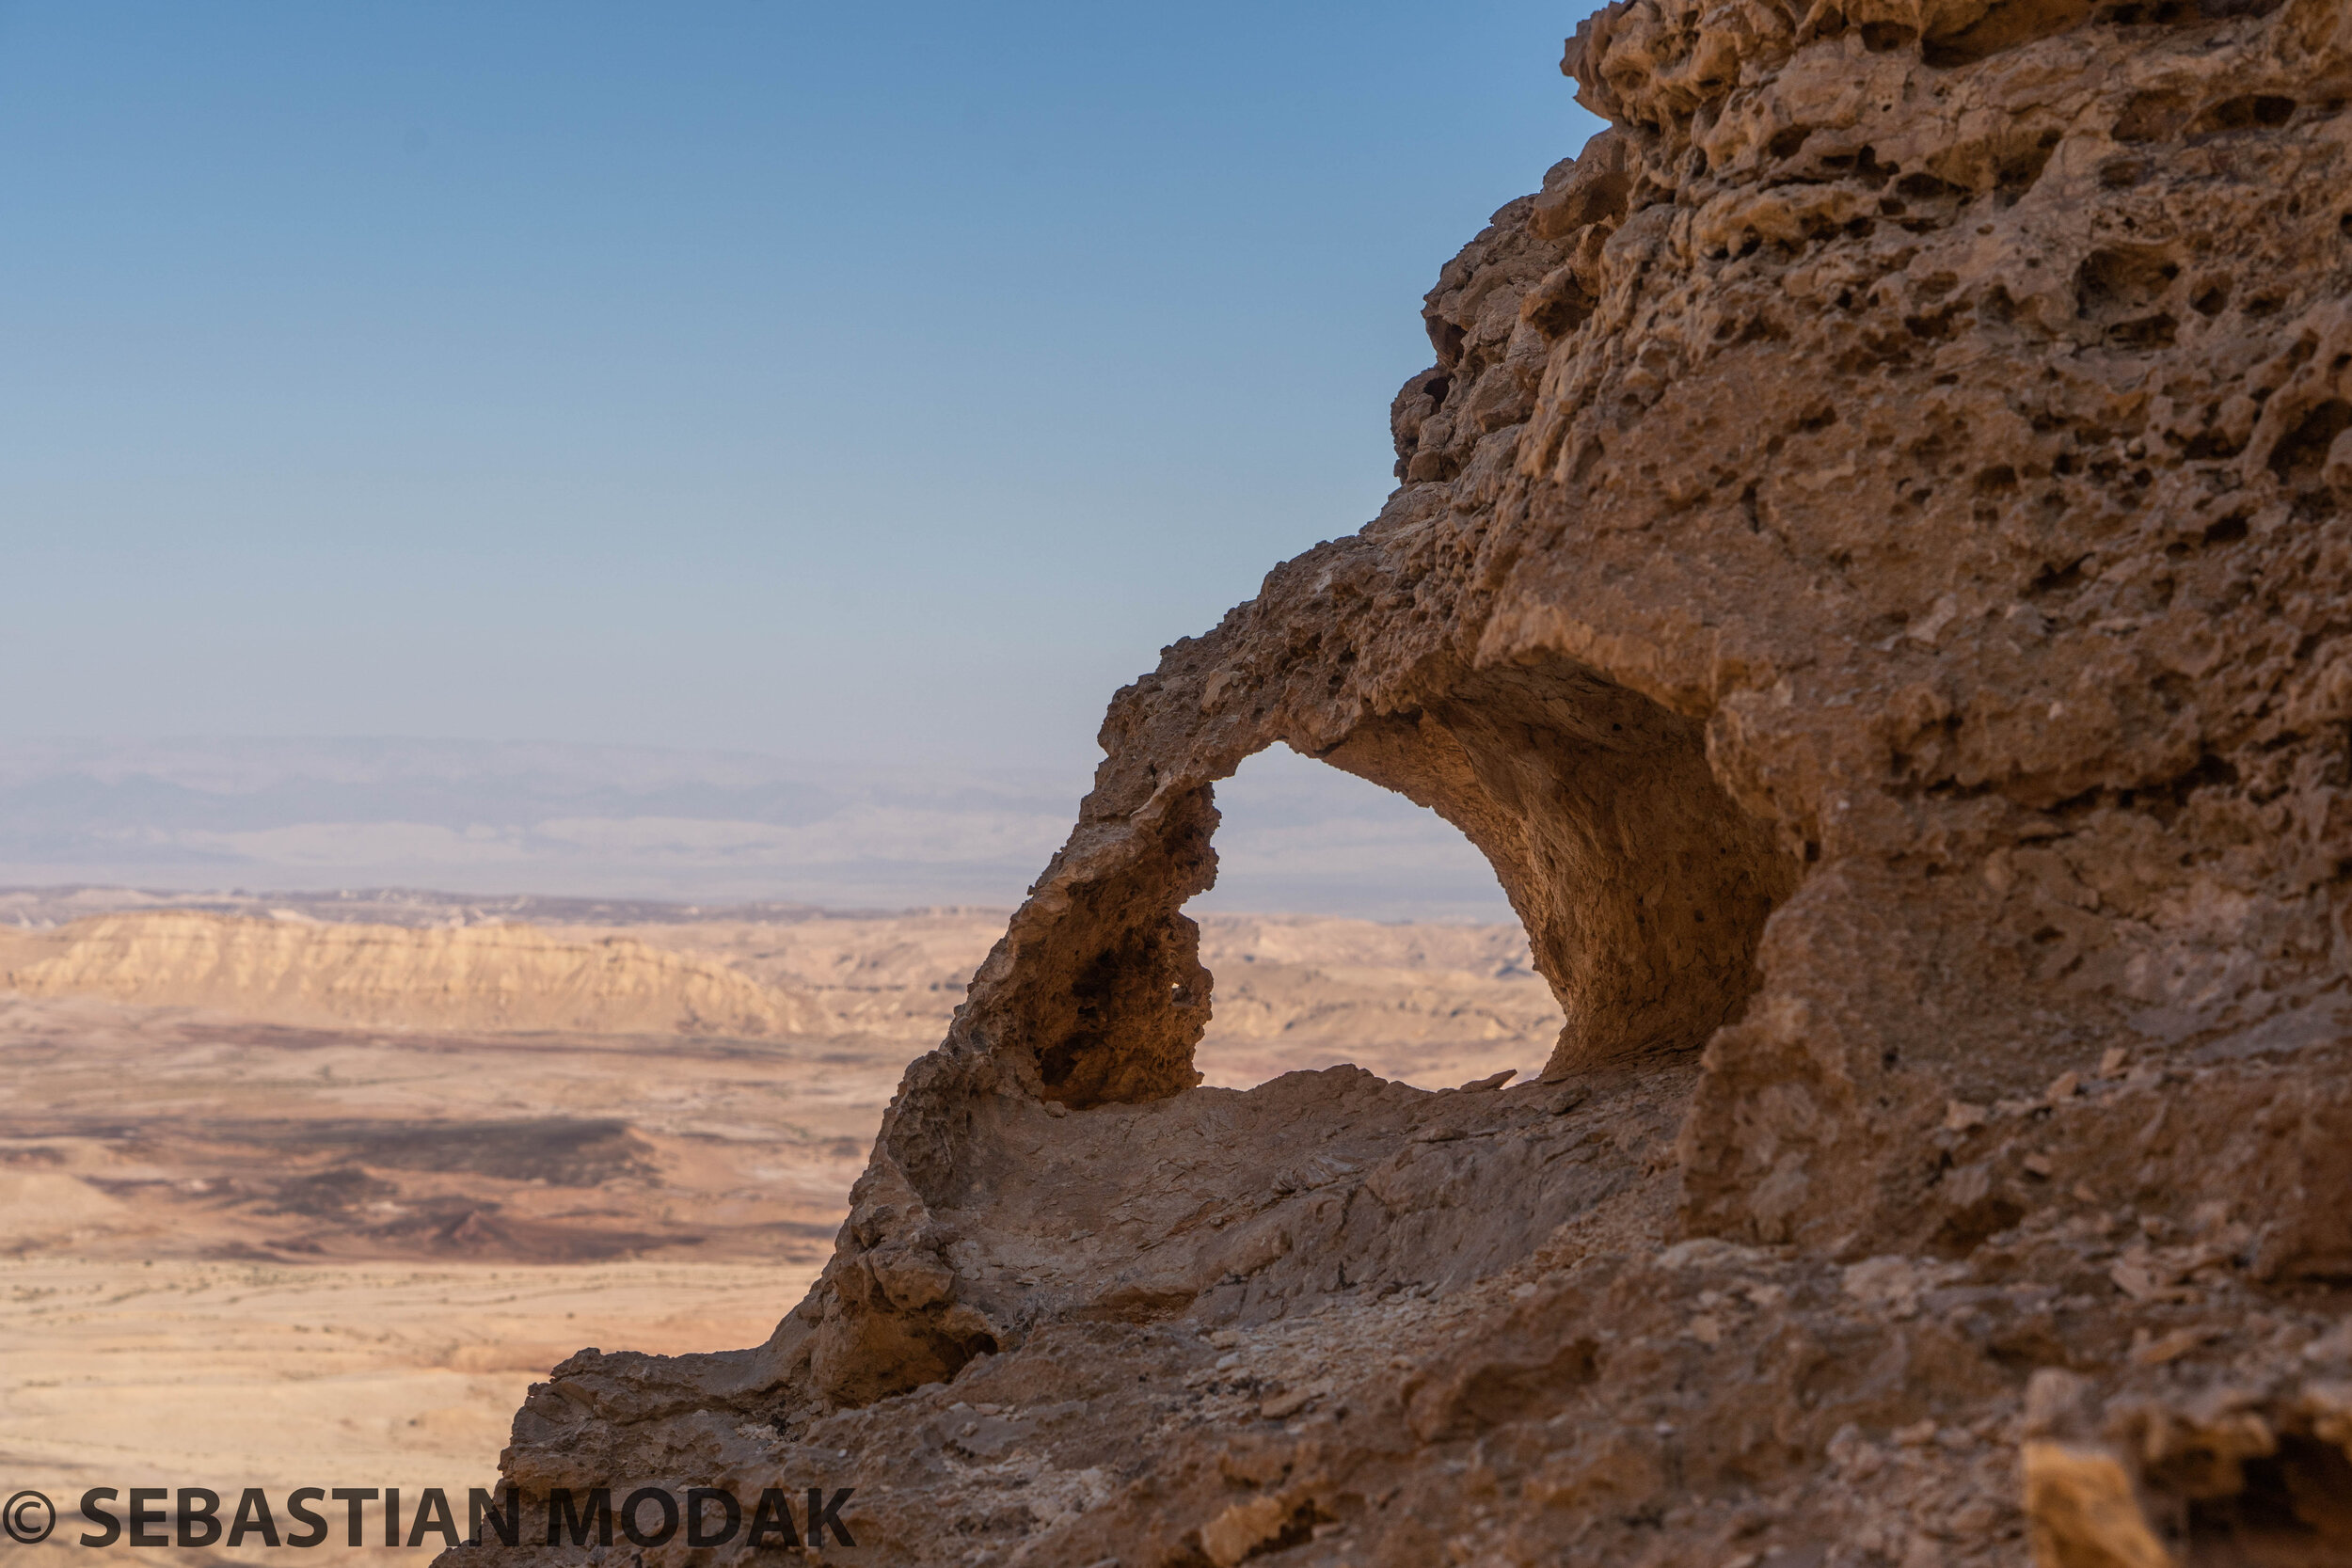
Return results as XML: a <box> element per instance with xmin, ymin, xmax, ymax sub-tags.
<box><xmin>1200</xmin><ymin>1496</ymin><xmax>1299</xmax><ymax>1568</ymax></box>
<box><xmin>2022</xmin><ymin>1441</ymin><xmax>2173</xmax><ymax>1568</ymax></box>
<box><xmin>2131</xmin><ymin>1326</ymin><xmax>2217</xmax><ymax>1366</ymax></box>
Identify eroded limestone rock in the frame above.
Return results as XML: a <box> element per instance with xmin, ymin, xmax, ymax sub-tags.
<box><xmin>445</xmin><ymin>1</ymin><xmax>2352</xmax><ymax>1562</ymax></box>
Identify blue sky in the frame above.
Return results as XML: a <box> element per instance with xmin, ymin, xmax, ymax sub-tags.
<box><xmin>0</xmin><ymin>2</ymin><xmax>1604</xmax><ymax>777</ymax></box>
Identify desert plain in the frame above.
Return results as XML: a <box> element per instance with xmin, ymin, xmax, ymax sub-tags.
<box><xmin>0</xmin><ymin>883</ymin><xmax>1556</xmax><ymax>1562</ymax></box>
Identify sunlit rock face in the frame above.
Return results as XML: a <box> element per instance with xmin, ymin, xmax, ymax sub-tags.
<box><xmin>446</xmin><ymin>4</ymin><xmax>2352</xmax><ymax>1563</ymax></box>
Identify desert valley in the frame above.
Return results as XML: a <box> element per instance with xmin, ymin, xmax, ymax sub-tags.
<box><xmin>0</xmin><ymin>884</ymin><xmax>1558</xmax><ymax>1561</ymax></box>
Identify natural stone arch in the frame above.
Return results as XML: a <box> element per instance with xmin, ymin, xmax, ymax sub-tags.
<box><xmin>968</xmin><ymin>646</ymin><xmax>1798</xmax><ymax>1116</ymax></box>
<box><xmin>789</xmin><ymin>559</ymin><xmax>1808</xmax><ymax>1404</ymax></box>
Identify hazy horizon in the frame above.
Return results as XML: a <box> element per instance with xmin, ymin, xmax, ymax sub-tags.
<box><xmin>0</xmin><ymin>735</ymin><xmax>1520</xmax><ymax>922</ymax></box>
<box><xmin>2</xmin><ymin>3</ymin><xmax>1598</xmax><ymax>924</ymax></box>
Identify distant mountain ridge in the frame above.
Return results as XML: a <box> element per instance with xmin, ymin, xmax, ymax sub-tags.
<box><xmin>0</xmin><ymin>736</ymin><xmax>1516</xmax><ymax>918</ymax></box>
<box><xmin>0</xmin><ymin>909</ymin><xmax>818</xmax><ymax>1037</ymax></box>
<box><xmin>0</xmin><ymin>736</ymin><xmax>1073</xmax><ymax>905</ymax></box>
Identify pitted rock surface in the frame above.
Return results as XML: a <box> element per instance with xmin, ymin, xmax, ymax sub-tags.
<box><xmin>443</xmin><ymin>2</ymin><xmax>2352</xmax><ymax>1563</ymax></box>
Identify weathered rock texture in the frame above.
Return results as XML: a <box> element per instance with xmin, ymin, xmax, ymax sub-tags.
<box><xmin>449</xmin><ymin>2</ymin><xmax>2352</xmax><ymax>1563</ymax></box>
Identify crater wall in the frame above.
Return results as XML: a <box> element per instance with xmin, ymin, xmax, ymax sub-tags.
<box><xmin>0</xmin><ymin>911</ymin><xmax>819</xmax><ymax>1037</ymax></box>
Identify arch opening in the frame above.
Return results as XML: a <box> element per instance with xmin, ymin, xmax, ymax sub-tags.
<box><xmin>1180</xmin><ymin>746</ymin><xmax>1564</xmax><ymax>1091</ymax></box>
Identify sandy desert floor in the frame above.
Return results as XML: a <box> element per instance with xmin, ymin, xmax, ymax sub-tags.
<box><xmin>0</xmin><ymin>1258</ymin><xmax>800</xmax><ymax>1567</ymax></box>
<box><xmin>0</xmin><ymin>887</ymin><xmax>1560</xmax><ymax>1560</ymax></box>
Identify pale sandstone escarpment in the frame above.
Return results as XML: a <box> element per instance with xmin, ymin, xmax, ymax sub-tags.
<box><xmin>453</xmin><ymin>2</ymin><xmax>2352</xmax><ymax>1562</ymax></box>
<box><xmin>0</xmin><ymin>911</ymin><xmax>819</xmax><ymax>1037</ymax></box>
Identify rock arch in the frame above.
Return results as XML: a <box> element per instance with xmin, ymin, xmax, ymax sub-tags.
<box><xmin>788</xmin><ymin>527</ymin><xmax>1804</xmax><ymax>1402</ymax></box>
<box><xmin>986</xmin><ymin>646</ymin><xmax>1797</xmax><ymax>1116</ymax></box>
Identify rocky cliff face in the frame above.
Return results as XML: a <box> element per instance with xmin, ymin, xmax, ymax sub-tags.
<box><xmin>447</xmin><ymin>3</ymin><xmax>2352</xmax><ymax>1563</ymax></box>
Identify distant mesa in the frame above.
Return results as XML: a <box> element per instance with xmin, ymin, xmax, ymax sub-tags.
<box><xmin>0</xmin><ymin>910</ymin><xmax>818</xmax><ymax>1037</ymax></box>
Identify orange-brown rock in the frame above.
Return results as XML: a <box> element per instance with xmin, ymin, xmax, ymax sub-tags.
<box><xmin>447</xmin><ymin>3</ymin><xmax>2352</xmax><ymax>1563</ymax></box>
